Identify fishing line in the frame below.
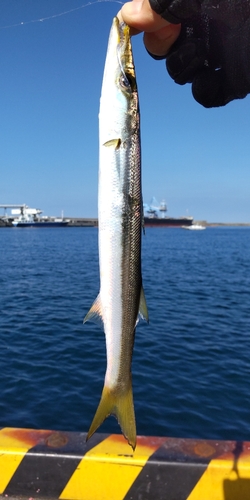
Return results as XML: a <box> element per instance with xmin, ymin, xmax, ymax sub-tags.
<box><xmin>0</xmin><ymin>0</ymin><xmax>124</xmax><ymax>30</ymax></box>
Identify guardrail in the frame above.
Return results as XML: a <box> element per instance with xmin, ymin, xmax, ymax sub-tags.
<box><xmin>0</xmin><ymin>428</ymin><xmax>249</xmax><ymax>499</ymax></box>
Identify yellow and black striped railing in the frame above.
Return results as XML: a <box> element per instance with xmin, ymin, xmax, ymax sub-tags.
<box><xmin>0</xmin><ymin>427</ymin><xmax>249</xmax><ymax>499</ymax></box>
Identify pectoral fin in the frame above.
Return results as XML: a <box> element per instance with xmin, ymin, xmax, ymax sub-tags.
<box><xmin>103</xmin><ymin>138</ymin><xmax>121</xmax><ymax>149</ymax></box>
<box><xmin>83</xmin><ymin>294</ymin><xmax>103</xmax><ymax>327</ymax></box>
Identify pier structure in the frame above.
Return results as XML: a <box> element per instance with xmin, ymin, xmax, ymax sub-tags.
<box><xmin>0</xmin><ymin>428</ymin><xmax>249</xmax><ymax>499</ymax></box>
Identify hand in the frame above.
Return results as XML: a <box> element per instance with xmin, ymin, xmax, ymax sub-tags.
<box><xmin>119</xmin><ymin>0</ymin><xmax>250</xmax><ymax>108</ymax></box>
<box><xmin>119</xmin><ymin>0</ymin><xmax>181</xmax><ymax>58</ymax></box>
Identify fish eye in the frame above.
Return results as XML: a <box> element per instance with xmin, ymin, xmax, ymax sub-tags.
<box><xmin>119</xmin><ymin>73</ymin><xmax>131</xmax><ymax>91</ymax></box>
<box><xmin>119</xmin><ymin>72</ymin><xmax>136</xmax><ymax>93</ymax></box>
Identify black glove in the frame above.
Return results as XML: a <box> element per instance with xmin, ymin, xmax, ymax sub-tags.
<box><xmin>149</xmin><ymin>0</ymin><xmax>250</xmax><ymax>107</ymax></box>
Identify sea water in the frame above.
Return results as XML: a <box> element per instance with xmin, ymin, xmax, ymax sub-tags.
<box><xmin>0</xmin><ymin>226</ymin><xmax>250</xmax><ymax>441</ymax></box>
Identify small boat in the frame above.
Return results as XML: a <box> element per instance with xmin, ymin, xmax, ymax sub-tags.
<box><xmin>182</xmin><ymin>224</ymin><xmax>206</xmax><ymax>230</ymax></box>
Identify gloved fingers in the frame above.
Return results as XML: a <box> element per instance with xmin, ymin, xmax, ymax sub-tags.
<box><xmin>166</xmin><ymin>38</ymin><xmax>207</xmax><ymax>84</ymax></box>
<box><xmin>149</xmin><ymin>0</ymin><xmax>201</xmax><ymax>24</ymax></box>
<box><xmin>192</xmin><ymin>67</ymin><xmax>239</xmax><ymax>107</ymax></box>
<box><xmin>149</xmin><ymin>0</ymin><xmax>250</xmax><ymax>27</ymax></box>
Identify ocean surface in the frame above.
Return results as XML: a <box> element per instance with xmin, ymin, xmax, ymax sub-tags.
<box><xmin>0</xmin><ymin>226</ymin><xmax>250</xmax><ymax>442</ymax></box>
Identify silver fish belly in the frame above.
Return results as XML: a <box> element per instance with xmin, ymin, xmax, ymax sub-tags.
<box><xmin>84</xmin><ymin>17</ymin><xmax>148</xmax><ymax>450</ymax></box>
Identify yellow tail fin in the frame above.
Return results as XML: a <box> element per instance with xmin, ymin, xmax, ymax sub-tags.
<box><xmin>86</xmin><ymin>382</ymin><xmax>136</xmax><ymax>450</ymax></box>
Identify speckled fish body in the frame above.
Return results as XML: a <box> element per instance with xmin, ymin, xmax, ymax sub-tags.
<box><xmin>84</xmin><ymin>17</ymin><xmax>148</xmax><ymax>450</ymax></box>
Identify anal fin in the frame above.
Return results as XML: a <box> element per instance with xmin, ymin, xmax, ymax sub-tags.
<box><xmin>138</xmin><ymin>286</ymin><xmax>149</xmax><ymax>323</ymax></box>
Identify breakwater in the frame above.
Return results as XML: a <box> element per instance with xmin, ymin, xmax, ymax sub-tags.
<box><xmin>67</xmin><ymin>218</ymin><xmax>98</xmax><ymax>227</ymax></box>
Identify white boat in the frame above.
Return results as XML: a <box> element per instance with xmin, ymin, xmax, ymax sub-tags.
<box><xmin>182</xmin><ymin>224</ymin><xmax>206</xmax><ymax>230</ymax></box>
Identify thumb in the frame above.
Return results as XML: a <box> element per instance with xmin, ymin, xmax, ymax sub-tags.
<box><xmin>144</xmin><ymin>24</ymin><xmax>181</xmax><ymax>57</ymax></box>
<box><xmin>120</xmin><ymin>0</ymin><xmax>170</xmax><ymax>33</ymax></box>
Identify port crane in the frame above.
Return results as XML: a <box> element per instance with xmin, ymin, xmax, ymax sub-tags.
<box><xmin>0</xmin><ymin>204</ymin><xmax>42</xmax><ymax>221</ymax></box>
<box><xmin>143</xmin><ymin>198</ymin><xmax>167</xmax><ymax>218</ymax></box>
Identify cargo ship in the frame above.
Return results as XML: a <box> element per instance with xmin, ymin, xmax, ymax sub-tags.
<box><xmin>0</xmin><ymin>205</ymin><xmax>69</xmax><ymax>227</ymax></box>
<box><xmin>12</xmin><ymin>206</ymin><xmax>69</xmax><ymax>227</ymax></box>
<box><xmin>144</xmin><ymin>199</ymin><xmax>193</xmax><ymax>227</ymax></box>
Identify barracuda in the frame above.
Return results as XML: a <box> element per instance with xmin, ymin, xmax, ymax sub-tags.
<box><xmin>84</xmin><ymin>17</ymin><xmax>148</xmax><ymax>450</ymax></box>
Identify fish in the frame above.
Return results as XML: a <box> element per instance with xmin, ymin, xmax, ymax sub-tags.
<box><xmin>84</xmin><ymin>16</ymin><xmax>148</xmax><ymax>451</ymax></box>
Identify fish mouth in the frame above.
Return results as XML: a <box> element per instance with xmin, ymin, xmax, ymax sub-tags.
<box><xmin>114</xmin><ymin>16</ymin><xmax>129</xmax><ymax>46</ymax></box>
<box><xmin>114</xmin><ymin>17</ymin><xmax>136</xmax><ymax>90</ymax></box>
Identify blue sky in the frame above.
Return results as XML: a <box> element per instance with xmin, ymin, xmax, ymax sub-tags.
<box><xmin>0</xmin><ymin>0</ymin><xmax>250</xmax><ymax>222</ymax></box>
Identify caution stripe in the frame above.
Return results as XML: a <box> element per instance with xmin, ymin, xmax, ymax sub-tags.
<box><xmin>3</xmin><ymin>429</ymin><xmax>105</xmax><ymax>498</ymax></box>
<box><xmin>187</xmin><ymin>454</ymin><xmax>250</xmax><ymax>499</ymax></box>
<box><xmin>0</xmin><ymin>427</ymin><xmax>50</xmax><ymax>493</ymax></box>
<box><xmin>124</xmin><ymin>450</ymin><xmax>207</xmax><ymax>500</ymax></box>
<box><xmin>124</xmin><ymin>438</ymin><xmax>250</xmax><ymax>500</ymax></box>
<box><xmin>0</xmin><ymin>428</ymin><xmax>250</xmax><ymax>499</ymax></box>
<box><xmin>60</xmin><ymin>434</ymin><xmax>166</xmax><ymax>500</ymax></box>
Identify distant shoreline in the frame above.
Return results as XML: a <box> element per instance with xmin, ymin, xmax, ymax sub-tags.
<box><xmin>0</xmin><ymin>217</ymin><xmax>250</xmax><ymax>229</ymax></box>
<box><xmin>1</xmin><ymin>218</ymin><xmax>250</xmax><ymax>228</ymax></box>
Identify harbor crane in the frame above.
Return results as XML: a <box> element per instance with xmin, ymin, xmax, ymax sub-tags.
<box><xmin>0</xmin><ymin>204</ymin><xmax>42</xmax><ymax>221</ymax></box>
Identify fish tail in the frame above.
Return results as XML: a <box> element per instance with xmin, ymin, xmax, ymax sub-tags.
<box><xmin>86</xmin><ymin>381</ymin><xmax>136</xmax><ymax>450</ymax></box>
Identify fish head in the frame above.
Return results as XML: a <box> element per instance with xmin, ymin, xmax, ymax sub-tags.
<box><xmin>116</xmin><ymin>18</ymin><xmax>137</xmax><ymax>97</ymax></box>
<box><xmin>99</xmin><ymin>17</ymin><xmax>138</xmax><ymax>144</ymax></box>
